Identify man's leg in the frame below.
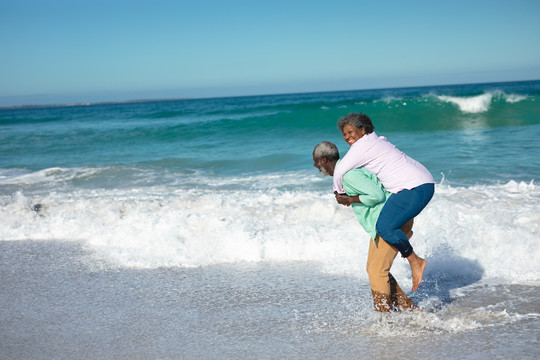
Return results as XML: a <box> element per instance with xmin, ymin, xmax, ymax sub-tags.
<box><xmin>389</xmin><ymin>273</ymin><xmax>416</xmax><ymax>311</ymax></box>
<box><xmin>367</xmin><ymin>234</ymin><xmax>394</xmax><ymax>312</ymax></box>
<box><xmin>366</xmin><ymin>219</ymin><xmax>415</xmax><ymax>312</ymax></box>
<box><xmin>389</xmin><ymin>218</ymin><xmax>416</xmax><ymax>310</ymax></box>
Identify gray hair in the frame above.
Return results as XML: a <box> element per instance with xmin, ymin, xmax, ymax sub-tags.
<box><xmin>313</xmin><ymin>141</ymin><xmax>340</xmax><ymax>161</ymax></box>
<box><xmin>337</xmin><ymin>112</ymin><xmax>375</xmax><ymax>134</ymax></box>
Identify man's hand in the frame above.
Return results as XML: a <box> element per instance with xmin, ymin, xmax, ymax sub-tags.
<box><xmin>334</xmin><ymin>191</ymin><xmax>360</xmax><ymax>206</ymax></box>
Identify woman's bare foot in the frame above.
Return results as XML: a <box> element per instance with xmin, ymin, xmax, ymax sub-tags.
<box><xmin>407</xmin><ymin>252</ymin><xmax>427</xmax><ymax>291</ymax></box>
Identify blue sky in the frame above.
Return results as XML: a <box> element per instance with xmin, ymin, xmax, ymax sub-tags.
<box><xmin>1</xmin><ymin>0</ymin><xmax>539</xmax><ymax>105</ymax></box>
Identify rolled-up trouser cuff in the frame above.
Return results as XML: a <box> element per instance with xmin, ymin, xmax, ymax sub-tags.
<box><xmin>401</xmin><ymin>246</ymin><xmax>413</xmax><ymax>258</ymax></box>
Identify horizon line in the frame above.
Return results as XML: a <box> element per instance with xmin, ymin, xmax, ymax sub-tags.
<box><xmin>1</xmin><ymin>78</ymin><xmax>538</xmax><ymax>110</ymax></box>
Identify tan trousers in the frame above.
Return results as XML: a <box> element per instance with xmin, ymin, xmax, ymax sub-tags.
<box><xmin>366</xmin><ymin>219</ymin><xmax>416</xmax><ymax>312</ymax></box>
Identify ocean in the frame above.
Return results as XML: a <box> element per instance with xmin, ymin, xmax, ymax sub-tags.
<box><xmin>1</xmin><ymin>80</ymin><xmax>539</xmax><ymax>359</ymax></box>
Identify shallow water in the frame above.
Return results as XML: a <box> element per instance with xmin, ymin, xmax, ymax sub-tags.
<box><xmin>1</xmin><ymin>240</ymin><xmax>538</xmax><ymax>359</ymax></box>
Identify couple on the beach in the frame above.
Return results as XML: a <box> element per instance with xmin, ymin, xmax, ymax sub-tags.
<box><xmin>313</xmin><ymin>113</ymin><xmax>434</xmax><ymax>312</ymax></box>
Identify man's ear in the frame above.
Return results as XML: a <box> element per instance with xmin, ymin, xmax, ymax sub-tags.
<box><xmin>320</xmin><ymin>157</ymin><xmax>328</xmax><ymax>164</ymax></box>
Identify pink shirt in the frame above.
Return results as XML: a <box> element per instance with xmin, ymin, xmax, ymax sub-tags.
<box><xmin>333</xmin><ymin>132</ymin><xmax>434</xmax><ymax>194</ymax></box>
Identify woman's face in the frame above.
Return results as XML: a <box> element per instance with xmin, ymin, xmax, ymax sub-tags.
<box><xmin>342</xmin><ymin>124</ymin><xmax>366</xmax><ymax>146</ymax></box>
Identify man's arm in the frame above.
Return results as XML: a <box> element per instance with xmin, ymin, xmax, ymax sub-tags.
<box><xmin>334</xmin><ymin>191</ymin><xmax>360</xmax><ymax>206</ymax></box>
<box><xmin>337</xmin><ymin>170</ymin><xmax>386</xmax><ymax>207</ymax></box>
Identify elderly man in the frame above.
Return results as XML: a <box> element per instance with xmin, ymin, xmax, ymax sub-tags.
<box><xmin>313</xmin><ymin>141</ymin><xmax>417</xmax><ymax>312</ymax></box>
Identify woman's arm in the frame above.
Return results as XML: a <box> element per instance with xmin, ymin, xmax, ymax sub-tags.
<box><xmin>332</xmin><ymin>144</ymin><xmax>367</xmax><ymax>193</ymax></box>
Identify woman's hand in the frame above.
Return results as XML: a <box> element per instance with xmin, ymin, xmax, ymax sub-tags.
<box><xmin>334</xmin><ymin>191</ymin><xmax>360</xmax><ymax>206</ymax></box>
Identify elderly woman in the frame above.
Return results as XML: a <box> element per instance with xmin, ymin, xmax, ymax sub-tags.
<box><xmin>332</xmin><ymin>113</ymin><xmax>434</xmax><ymax>291</ymax></box>
<box><xmin>313</xmin><ymin>141</ymin><xmax>416</xmax><ymax>312</ymax></box>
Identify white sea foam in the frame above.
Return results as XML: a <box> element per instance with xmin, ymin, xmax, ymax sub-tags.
<box><xmin>504</xmin><ymin>93</ymin><xmax>527</xmax><ymax>103</ymax></box>
<box><xmin>436</xmin><ymin>91</ymin><xmax>528</xmax><ymax>113</ymax></box>
<box><xmin>365</xmin><ymin>311</ymin><xmax>481</xmax><ymax>337</ymax></box>
<box><xmin>437</xmin><ymin>93</ymin><xmax>493</xmax><ymax>113</ymax></box>
<box><xmin>1</xmin><ymin>177</ymin><xmax>539</xmax><ymax>285</ymax></box>
<box><xmin>0</xmin><ymin>167</ymin><xmax>101</xmax><ymax>186</ymax></box>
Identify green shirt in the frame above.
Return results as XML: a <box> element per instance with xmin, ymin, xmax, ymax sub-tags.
<box><xmin>341</xmin><ymin>163</ymin><xmax>391</xmax><ymax>241</ymax></box>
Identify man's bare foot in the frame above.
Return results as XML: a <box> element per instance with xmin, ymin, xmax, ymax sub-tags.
<box><xmin>407</xmin><ymin>252</ymin><xmax>427</xmax><ymax>291</ymax></box>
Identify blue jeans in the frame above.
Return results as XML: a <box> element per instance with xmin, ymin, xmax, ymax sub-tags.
<box><xmin>375</xmin><ymin>183</ymin><xmax>435</xmax><ymax>258</ymax></box>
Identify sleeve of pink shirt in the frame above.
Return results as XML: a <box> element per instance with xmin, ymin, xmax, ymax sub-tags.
<box><xmin>332</xmin><ymin>142</ymin><xmax>366</xmax><ymax>193</ymax></box>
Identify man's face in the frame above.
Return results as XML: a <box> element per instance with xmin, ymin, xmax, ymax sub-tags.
<box><xmin>312</xmin><ymin>153</ymin><xmax>329</xmax><ymax>176</ymax></box>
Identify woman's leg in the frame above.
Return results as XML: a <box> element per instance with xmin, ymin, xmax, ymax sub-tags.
<box><xmin>376</xmin><ymin>183</ymin><xmax>434</xmax><ymax>290</ymax></box>
<box><xmin>375</xmin><ymin>183</ymin><xmax>434</xmax><ymax>257</ymax></box>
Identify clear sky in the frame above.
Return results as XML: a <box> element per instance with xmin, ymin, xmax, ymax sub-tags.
<box><xmin>1</xmin><ymin>0</ymin><xmax>540</xmax><ymax>105</ymax></box>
